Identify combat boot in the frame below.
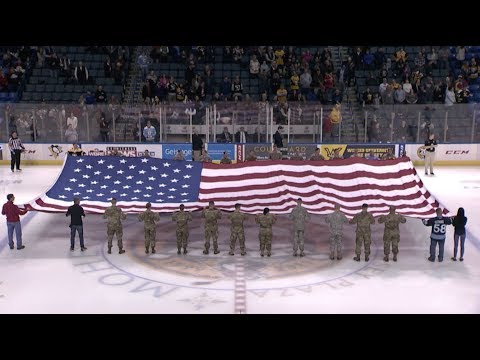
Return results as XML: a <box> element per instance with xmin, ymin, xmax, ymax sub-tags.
<box><xmin>119</xmin><ymin>249</ymin><xmax>125</xmax><ymax>254</ymax></box>
<box><xmin>241</xmin><ymin>251</ymin><xmax>246</xmax><ymax>256</ymax></box>
<box><xmin>383</xmin><ymin>256</ymin><xmax>389</xmax><ymax>262</ymax></box>
<box><xmin>229</xmin><ymin>251</ymin><xmax>234</xmax><ymax>256</ymax></box>
<box><xmin>353</xmin><ymin>255</ymin><xmax>360</xmax><ymax>261</ymax></box>
<box><xmin>329</xmin><ymin>252</ymin><xmax>335</xmax><ymax>260</ymax></box>
<box><xmin>300</xmin><ymin>252</ymin><xmax>305</xmax><ymax>257</ymax></box>
<box><xmin>107</xmin><ymin>247</ymin><xmax>112</xmax><ymax>254</ymax></box>
<box><xmin>183</xmin><ymin>248</ymin><xmax>187</xmax><ymax>255</ymax></box>
<box><xmin>267</xmin><ymin>252</ymin><xmax>271</xmax><ymax>257</ymax></box>
<box><xmin>337</xmin><ymin>255</ymin><xmax>342</xmax><ymax>260</ymax></box>
<box><xmin>151</xmin><ymin>248</ymin><xmax>156</xmax><ymax>254</ymax></box>
<box><xmin>177</xmin><ymin>247</ymin><xmax>182</xmax><ymax>255</ymax></box>
<box><xmin>365</xmin><ymin>256</ymin><xmax>369</xmax><ymax>261</ymax></box>
<box><xmin>145</xmin><ymin>248</ymin><xmax>149</xmax><ymax>254</ymax></box>
<box><xmin>203</xmin><ymin>249</ymin><xmax>209</xmax><ymax>255</ymax></box>
<box><xmin>293</xmin><ymin>251</ymin><xmax>298</xmax><ymax>257</ymax></box>
<box><xmin>260</xmin><ymin>252</ymin><xmax>264</xmax><ymax>257</ymax></box>
<box><xmin>214</xmin><ymin>249</ymin><xmax>220</xmax><ymax>255</ymax></box>
<box><xmin>393</xmin><ymin>254</ymin><xmax>397</xmax><ymax>262</ymax></box>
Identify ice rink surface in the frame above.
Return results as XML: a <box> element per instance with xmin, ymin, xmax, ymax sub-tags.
<box><xmin>0</xmin><ymin>164</ymin><xmax>479</xmax><ymax>314</ymax></box>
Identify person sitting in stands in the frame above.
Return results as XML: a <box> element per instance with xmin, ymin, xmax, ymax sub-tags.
<box><xmin>68</xmin><ymin>143</ymin><xmax>84</xmax><ymax>156</ymax></box>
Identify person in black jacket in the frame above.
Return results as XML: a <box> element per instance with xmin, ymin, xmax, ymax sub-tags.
<box><xmin>273</xmin><ymin>126</ymin><xmax>284</xmax><ymax>148</ymax></box>
<box><xmin>192</xmin><ymin>130</ymin><xmax>203</xmax><ymax>161</ymax></box>
<box><xmin>66</xmin><ymin>197</ymin><xmax>86</xmax><ymax>251</ymax></box>
<box><xmin>451</xmin><ymin>207</ymin><xmax>468</xmax><ymax>261</ymax></box>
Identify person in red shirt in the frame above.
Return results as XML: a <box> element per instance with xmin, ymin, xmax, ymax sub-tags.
<box><xmin>2</xmin><ymin>194</ymin><xmax>28</xmax><ymax>249</ymax></box>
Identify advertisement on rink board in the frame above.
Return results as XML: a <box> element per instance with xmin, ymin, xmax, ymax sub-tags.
<box><xmin>162</xmin><ymin>143</ymin><xmax>192</xmax><ymax>161</ymax></box>
<box><xmin>405</xmin><ymin>144</ymin><xmax>477</xmax><ymax>162</ymax></box>
<box><xmin>320</xmin><ymin>144</ymin><xmax>397</xmax><ymax>160</ymax></box>
<box><xmin>2</xmin><ymin>142</ymin><xmax>480</xmax><ymax>164</ymax></box>
<box><xmin>205</xmin><ymin>143</ymin><xmax>236</xmax><ymax>163</ymax></box>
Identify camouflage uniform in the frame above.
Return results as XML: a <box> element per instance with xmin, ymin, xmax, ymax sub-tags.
<box><xmin>377</xmin><ymin>213</ymin><xmax>406</xmax><ymax>261</ymax></box>
<box><xmin>325</xmin><ymin>210</ymin><xmax>349</xmax><ymax>260</ymax></box>
<box><xmin>172</xmin><ymin>210</ymin><xmax>192</xmax><ymax>254</ymax></box>
<box><xmin>138</xmin><ymin>209</ymin><xmax>160</xmax><ymax>253</ymax></box>
<box><xmin>103</xmin><ymin>206</ymin><xmax>127</xmax><ymax>253</ymax></box>
<box><xmin>255</xmin><ymin>213</ymin><xmax>277</xmax><ymax>256</ymax></box>
<box><xmin>310</xmin><ymin>153</ymin><xmax>325</xmax><ymax>160</ymax></box>
<box><xmin>350</xmin><ymin>210</ymin><xmax>375</xmax><ymax>261</ymax></box>
<box><xmin>220</xmin><ymin>157</ymin><xmax>232</xmax><ymax>164</ymax></box>
<box><xmin>289</xmin><ymin>205</ymin><xmax>310</xmax><ymax>256</ymax></box>
<box><xmin>201</xmin><ymin>153</ymin><xmax>212</xmax><ymax>163</ymax></box>
<box><xmin>289</xmin><ymin>154</ymin><xmax>303</xmax><ymax>160</ymax></box>
<box><xmin>202</xmin><ymin>207</ymin><xmax>222</xmax><ymax>254</ymax></box>
<box><xmin>269</xmin><ymin>151</ymin><xmax>282</xmax><ymax>160</ymax></box>
<box><xmin>228</xmin><ymin>210</ymin><xmax>248</xmax><ymax>255</ymax></box>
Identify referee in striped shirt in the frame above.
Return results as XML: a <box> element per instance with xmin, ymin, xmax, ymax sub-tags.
<box><xmin>8</xmin><ymin>131</ymin><xmax>25</xmax><ymax>172</ymax></box>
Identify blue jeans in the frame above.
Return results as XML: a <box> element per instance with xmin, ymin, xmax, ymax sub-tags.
<box><xmin>430</xmin><ymin>238</ymin><xmax>445</xmax><ymax>261</ymax></box>
<box><xmin>7</xmin><ymin>221</ymin><xmax>22</xmax><ymax>248</ymax></box>
<box><xmin>70</xmin><ymin>225</ymin><xmax>85</xmax><ymax>249</ymax></box>
<box><xmin>453</xmin><ymin>234</ymin><xmax>466</xmax><ymax>258</ymax></box>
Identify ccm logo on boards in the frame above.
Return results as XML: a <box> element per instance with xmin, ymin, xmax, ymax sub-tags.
<box><xmin>445</xmin><ymin>150</ymin><xmax>469</xmax><ymax>154</ymax></box>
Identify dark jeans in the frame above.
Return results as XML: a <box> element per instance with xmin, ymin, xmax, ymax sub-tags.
<box><xmin>430</xmin><ymin>238</ymin><xmax>445</xmax><ymax>261</ymax></box>
<box><xmin>11</xmin><ymin>149</ymin><xmax>21</xmax><ymax>170</ymax></box>
<box><xmin>100</xmin><ymin>132</ymin><xmax>109</xmax><ymax>142</ymax></box>
<box><xmin>70</xmin><ymin>225</ymin><xmax>85</xmax><ymax>249</ymax></box>
<box><xmin>453</xmin><ymin>234</ymin><xmax>466</xmax><ymax>258</ymax></box>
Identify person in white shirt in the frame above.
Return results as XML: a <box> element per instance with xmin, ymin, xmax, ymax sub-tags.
<box><xmin>67</xmin><ymin>112</ymin><xmax>78</xmax><ymax>130</ymax></box>
<box><xmin>143</xmin><ymin>121</ymin><xmax>157</xmax><ymax>142</ymax></box>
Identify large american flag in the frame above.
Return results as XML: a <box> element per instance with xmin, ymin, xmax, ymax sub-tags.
<box><xmin>27</xmin><ymin>156</ymin><xmax>451</xmax><ymax>218</ymax></box>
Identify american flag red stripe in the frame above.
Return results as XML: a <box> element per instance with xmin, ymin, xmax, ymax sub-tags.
<box><xmin>26</xmin><ymin>156</ymin><xmax>451</xmax><ymax>218</ymax></box>
<box><xmin>197</xmin><ymin>158</ymin><xmax>451</xmax><ymax>217</ymax></box>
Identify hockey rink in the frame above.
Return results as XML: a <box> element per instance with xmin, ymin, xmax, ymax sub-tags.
<box><xmin>0</xmin><ymin>164</ymin><xmax>479</xmax><ymax>314</ymax></box>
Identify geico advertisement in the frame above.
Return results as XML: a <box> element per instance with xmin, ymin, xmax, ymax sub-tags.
<box><xmin>162</xmin><ymin>143</ymin><xmax>192</xmax><ymax>160</ymax></box>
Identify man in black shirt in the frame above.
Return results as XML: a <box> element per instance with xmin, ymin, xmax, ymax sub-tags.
<box><xmin>192</xmin><ymin>130</ymin><xmax>203</xmax><ymax>161</ymax></box>
<box><xmin>424</xmin><ymin>134</ymin><xmax>437</xmax><ymax>175</ymax></box>
<box><xmin>274</xmin><ymin>126</ymin><xmax>284</xmax><ymax>148</ymax></box>
<box><xmin>66</xmin><ymin>197</ymin><xmax>86</xmax><ymax>251</ymax></box>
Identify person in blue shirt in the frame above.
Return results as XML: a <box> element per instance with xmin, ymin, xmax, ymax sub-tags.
<box><xmin>422</xmin><ymin>208</ymin><xmax>452</xmax><ymax>262</ymax></box>
<box><xmin>451</xmin><ymin>207</ymin><xmax>468</xmax><ymax>262</ymax></box>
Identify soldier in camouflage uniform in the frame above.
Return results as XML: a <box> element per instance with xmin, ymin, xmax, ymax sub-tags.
<box><xmin>245</xmin><ymin>150</ymin><xmax>257</xmax><ymax>161</ymax></box>
<box><xmin>202</xmin><ymin>201</ymin><xmax>222</xmax><ymax>254</ymax></box>
<box><xmin>255</xmin><ymin>207</ymin><xmax>277</xmax><ymax>257</ymax></box>
<box><xmin>228</xmin><ymin>203</ymin><xmax>248</xmax><ymax>256</ymax></box>
<box><xmin>309</xmin><ymin>148</ymin><xmax>325</xmax><ymax>160</ymax></box>
<box><xmin>269</xmin><ymin>145</ymin><xmax>282</xmax><ymax>160</ymax></box>
<box><xmin>325</xmin><ymin>203</ymin><xmax>349</xmax><ymax>260</ymax></box>
<box><xmin>173</xmin><ymin>150</ymin><xmax>186</xmax><ymax>160</ymax></box>
<box><xmin>103</xmin><ymin>198</ymin><xmax>127</xmax><ymax>254</ymax></box>
<box><xmin>377</xmin><ymin>205</ymin><xmax>406</xmax><ymax>262</ymax></box>
<box><xmin>220</xmin><ymin>151</ymin><xmax>232</xmax><ymax>164</ymax></box>
<box><xmin>349</xmin><ymin>203</ymin><xmax>375</xmax><ymax>261</ymax></box>
<box><xmin>289</xmin><ymin>198</ymin><xmax>310</xmax><ymax>257</ymax></box>
<box><xmin>200</xmin><ymin>149</ymin><xmax>212</xmax><ymax>163</ymax></box>
<box><xmin>172</xmin><ymin>204</ymin><xmax>192</xmax><ymax>255</ymax></box>
<box><xmin>289</xmin><ymin>150</ymin><xmax>304</xmax><ymax>161</ymax></box>
<box><xmin>138</xmin><ymin>202</ymin><xmax>160</xmax><ymax>254</ymax></box>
